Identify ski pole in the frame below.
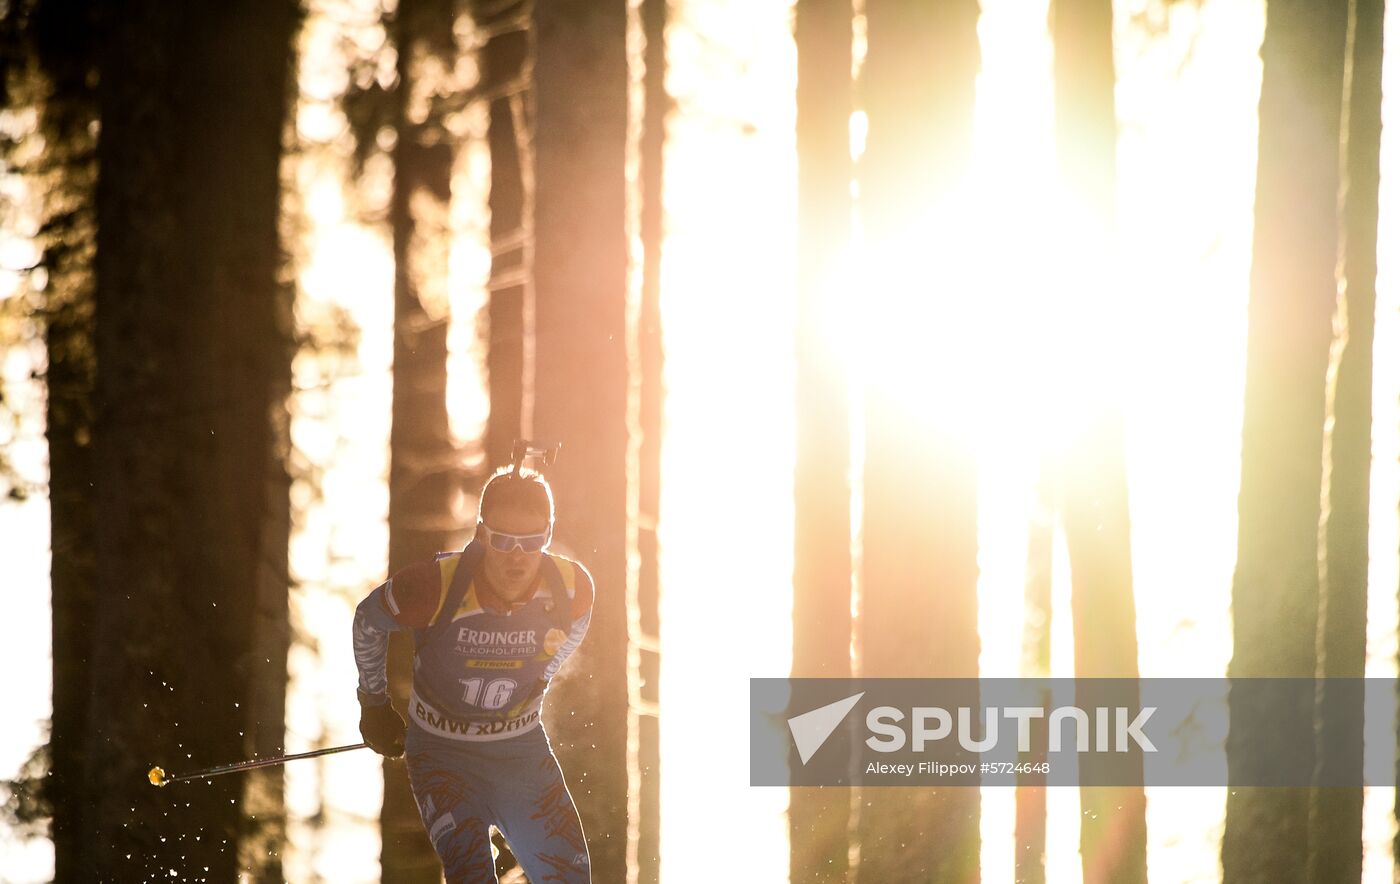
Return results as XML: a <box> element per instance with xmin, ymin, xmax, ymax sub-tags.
<box><xmin>148</xmin><ymin>742</ymin><xmax>368</xmax><ymax>787</ymax></box>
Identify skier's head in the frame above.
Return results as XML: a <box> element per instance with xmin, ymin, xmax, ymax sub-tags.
<box><xmin>476</xmin><ymin>465</ymin><xmax>554</xmax><ymax>600</ymax></box>
<box><xmin>479</xmin><ymin>464</ymin><xmax>554</xmax><ymax>526</ymax></box>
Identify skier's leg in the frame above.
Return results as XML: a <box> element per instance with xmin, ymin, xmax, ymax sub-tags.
<box><xmin>492</xmin><ymin>731</ymin><xmax>591</xmax><ymax>884</ymax></box>
<box><xmin>405</xmin><ymin>732</ymin><xmax>499</xmax><ymax>883</ymax></box>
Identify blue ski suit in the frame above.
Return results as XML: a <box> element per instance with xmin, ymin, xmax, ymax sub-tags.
<box><xmin>353</xmin><ymin>541</ymin><xmax>593</xmax><ymax>882</ymax></box>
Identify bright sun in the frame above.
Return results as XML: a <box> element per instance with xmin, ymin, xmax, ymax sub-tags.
<box><xmin>657</xmin><ymin>0</ymin><xmax>1393</xmax><ymax>882</ymax></box>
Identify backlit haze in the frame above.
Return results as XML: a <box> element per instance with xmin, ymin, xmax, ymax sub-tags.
<box><xmin>2</xmin><ymin>0</ymin><xmax>1399</xmax><ymax>881</ymax></box>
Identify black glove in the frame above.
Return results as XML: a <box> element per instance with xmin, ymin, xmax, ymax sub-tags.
<box><xmin>359</xmin><ymin>695</ymin><xmax>406</xmax><ymax>758</ymax></box>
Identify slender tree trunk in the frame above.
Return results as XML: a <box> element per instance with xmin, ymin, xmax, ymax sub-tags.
<box><xmin>857</xmin><ymin>1</ymin><xmax>981</xmax><ymax>881</ymax></box>
<box><xmin>530</xmin><ymin>1</ymin><xmax>632</xmax><ymax>880</ymax></box>
<box><xmin>1050</xmin><ymin>0</ymin><xmax>1115</xmax><ymax>221</ymax></box>
<box><xmin>474</xmin><ymin>0</ymin><xmax>531</xmax><ymax>468</ymax></box>
<box><xmin>1059</xmin><ymin>415</ymin><xmax>1146</xmax><ymax>883</ymax></box>
<box><xmin>1049</xmin><ymin>1</ymin><xmax>1148</xmax><ymax>878</ymax></box>
<box><xmin>1313</xmin><ymin>1</ymin><xmax>1384</xmax><ymax>882</ymax></box>
<box><xmin>634</xmin><ymin>0</ymin><xmax>668</xmax><ymax>879</ymax></box>
<box><xmin>1015</xmin><ymin>465</ymin><xmax>1054</xmax><ymax>884</ymax></box>
<box><xmin>791</xmin><ymin>1</ymin><xmax>854</xmax><ymax>882</ymax></box>
<box><xmin>86</xmin><ymin>1</ymin><xmax>296</xmax><ymax>878</ymax></box>
<box><xmin>382</xmin><ymin>0</ymin><xmax>464</xmax><ymax>880</ymax></box>
<box><xmin>1223</xmin><ymin>1</ymin><xmax>1348</xmax><ymax>882</ymax></box>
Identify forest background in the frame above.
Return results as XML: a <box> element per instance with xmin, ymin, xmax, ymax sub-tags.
<box><xmin>1</xmin><ymin>0</ymin><xmax>1398</xmax><ymax>882</ymax></box>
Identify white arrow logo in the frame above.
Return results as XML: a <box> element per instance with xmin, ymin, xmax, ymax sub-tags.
<box><xmin>788</xmin><ymin>692</ymin><xmax>865</xmax><ymax>764</ymax></box>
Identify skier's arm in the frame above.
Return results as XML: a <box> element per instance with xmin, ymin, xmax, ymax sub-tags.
<box><xmin>352</xmin><ymin>561</ymin><xmax>443</xmax><ymax>702</ymax></box>
<box><xmin>542</xmin><ymin>561</ymin><xmax>595</xmax><ymax>681</ymax></box>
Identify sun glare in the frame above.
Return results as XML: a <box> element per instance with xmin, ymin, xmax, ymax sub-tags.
<box><xmin>286</xmin><ymin>163</ymin><xmax>395</xmax><ymax>881</ymax></box>
<box><xmin>283</xmin><ymin>3</ymin><xmax>397</xmax><ymax>877</ymax></box>
<box><xmin>658</xmin><ymin>1</ymin><xmax>796</xmax><ymax>880</ymax></box>
<box><xmin>656</xmin><ymin>0</ymin><xmax>1388</xmax><ymax>881</ymax></box>
<box><xmin>0</xmin><ymin>109</ymin><xmax>52</xmax><ymax>880</ymax></box>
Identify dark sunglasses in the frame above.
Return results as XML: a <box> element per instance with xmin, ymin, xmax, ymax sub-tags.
<box><xmin>479</xmin><ymin>522</ymin><xmax>551</xmax><ymax>553</ymax></box>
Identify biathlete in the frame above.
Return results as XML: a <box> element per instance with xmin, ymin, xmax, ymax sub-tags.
<box><xmin>352</xmin><ymin>461</ymin><xmax>593</xmax><ymax>882</ymax></box>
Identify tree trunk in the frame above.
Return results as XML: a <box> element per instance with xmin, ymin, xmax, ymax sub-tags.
<box><xmin>1059</xmin><ymin>415</ymin><xmax>1146</xmax><ymax>884</ymax></box>
<box><xmin>1313</xmin><ymin>0</ymin><xmax>1384</xmax><ymax>881</ymax></box>
<box><xmin>791</xmin><ymin>1</ymin><xmax>854</xmax><ymax>882</ymax></box>
<box><xmin>634</xmin><ymin>0</ymin><xmax>667</xmax><ymax>879</ymax></box>
<box><xmin>857</xmin><ymin>1</ymin><xmax>981</xmax><ymax>881</ymax></box>
<box><xmin>1015</xmin><ymin>464</ymin><xmax>1054</xmax><ymax>884</ymax></box>
<box><xmin>474</xmin><ymin>0</ymin><xmax>531</xmax><ymax>469</ymax></box>
<box><xmin>1050</xmin><ymin>1</ymin><xmax>1147</xmax><ymax>879</ymax></box>
<box><xmin>1223</xmin><ymin>0</ymin><xmax>1348</xmax><ymax>881</ymax></box>
<box><xmin>383</xmin><ymin>0</ymin><xmax>465</xmax><ymax>880</ymax></box>
<box><xmin>86</xmin><ymin>1</ymin><xmax>296</xmax><ymax>878</ymax></box>
<box><xmin>530</xmin><ymin>1</ymin><xmax>632</xmax><ymax>880</ymax></box>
